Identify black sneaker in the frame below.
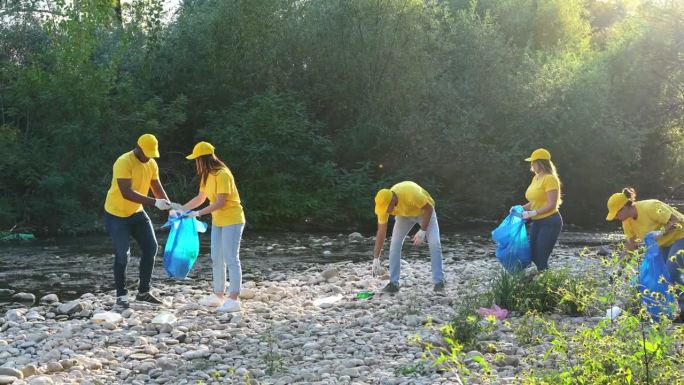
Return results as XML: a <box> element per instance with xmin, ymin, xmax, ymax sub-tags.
<box><xmin>434</xmin><ymin>281</ymin><xmax>446</xmax><ymax>292</ymax></box>
<box><xmin>116</xmin><ymin>295</ymin><xmax>130</xmax><ymax>309</ymax></box>
<box><xmin>382</xmin><ymin>282</ymin><xmax>400</xmax><ymax>293</ymax></box>
<box><xmin>135</xmin><ymin>291</ymin><xmax>164</xmax><ymax>305</ymax></box>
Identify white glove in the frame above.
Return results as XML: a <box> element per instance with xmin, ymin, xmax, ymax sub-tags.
<box><xmin>169</xmin><ymin>202</ymin><xmax>183</xmax><ymax>211</ymax></box>
<box><xmin>155</xmin><ymin>199</ymin><xmax>172</xmax><ymax>210</ymax></box>
<box><xmin>522</xmin><ymin>210</ymin><xmax>537</xmax><ymax>220</ymax></box>
<box><xmin>372</xmin><ymin>257</ymin><xmax>381</xmax><ymax>277</ymax></box>
<box><xmin>169</xmin><ymin>209</ymin><xmax>180</xmax><ymax>218</ymax></box>
<box><xmin>412</xmin><ymin>229</ymin><xmax>426</xmax><ymax>246</ymax></box>
<box><xmin>187</xmin><ymin>211</ymin><xmax>200</xmax><ymax>219</ymax></box>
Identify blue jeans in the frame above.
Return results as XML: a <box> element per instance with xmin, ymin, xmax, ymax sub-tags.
<box><xmin>388</xmin><ymin>211</ymin><xmax>444</xmax><ymax>285</ymax></box>
<box><xmin>529</xmin><ymin>212</ymin><xmax>563</xmax><ymax>271</ymax></box>
<box><xmin>658</xmin><ymin>238</ymin><xmax>684</xmax><ymax>309</ymax></box>
<box><xmin>104</xmin><ymin>211</ymin><xmax>158</xmax><ymax>297</ymax></box>
<box><xmin>211</xmin><ymin>223</ymin><xmax>244</xmax><ymax>295</ymax></box>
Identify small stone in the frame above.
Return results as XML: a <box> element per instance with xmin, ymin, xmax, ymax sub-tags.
<box><xmin>597</xmin><ymin>245</ymin><xmax>611</xmax><ymax>256</ymax></box>
<box><xmin>45</xmin><ymin>362</ymin><xmax>63</xmax><ymax>373</ymax></box>
<box><xmin>21</xmin><ymin>365</ymin><xmax>38</xmax><ymax>378</ymax></box>
<box><xmin>239</xmin><ymin>289</ymin><xmax>256</xmax><ymax>300</ymax></box>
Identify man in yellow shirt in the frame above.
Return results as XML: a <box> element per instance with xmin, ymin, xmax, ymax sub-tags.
<box><xmin>104</xmin><ymin>134</ymin><xmax>176</xmax><ymax>308</ymax></box>
<box><xmin>372</xmin><ymin>181</ymin><xmax>445</xmax><ymax>293</ymax></box>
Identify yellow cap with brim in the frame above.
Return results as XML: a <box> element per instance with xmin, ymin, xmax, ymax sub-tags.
<box><xmin>525</xmin><ymin>148</ymin><xmax>551</xmax><ymax>162</ymax></box>
<box><xmin>186</xmin><ymin>141</ymin><xmax>215</xmax><ymax>160</ymax></box>
<box><xmin>606</xmin><ymin>192</ymin><xmax>629</xmax><ymax>221</ymax></box>
<box><xmin>374</xmin><ymin>189</ymin><xmax>392</xmax><ymax>216</ymax></box>
<box><xmin>137</xmin><ymin>134</ymin><xmax>160</xmax><ymax>158</ymax></box>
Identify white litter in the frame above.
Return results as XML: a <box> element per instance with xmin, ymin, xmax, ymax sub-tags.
<box><xmin>92</xmin><ymin>311</ymin><xmax>123</xmax><ymax>324</ymax></box>
<box><xmin>151</xmin><ymin>313</ymin><xmax>177</xmax><ymax>325</ymax></box>
<box><xmin>313</xmin><ymin>294</ymin><xmax>343</xmax><ymax>307</ymax></box>
<box><xmin>605</xmin><ymin>306</ymin><xmax>622</xmax><ymax>321</ymax></box>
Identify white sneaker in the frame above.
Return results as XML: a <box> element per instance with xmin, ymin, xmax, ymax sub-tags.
<box><xmin>199</xmin><ymin>294</ymin><xmax>224</xmax><ymax>307</ymax></box>
<box><xmin>217</xmin><ymin>298</ymin><xmax>241</xmax><ymax>313</ymax></box>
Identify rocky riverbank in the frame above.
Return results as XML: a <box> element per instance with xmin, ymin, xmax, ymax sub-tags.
<box><xmin>1</xmin><ymin>232</ymin><xmax>615</xmax><ymax>385</ymax></box>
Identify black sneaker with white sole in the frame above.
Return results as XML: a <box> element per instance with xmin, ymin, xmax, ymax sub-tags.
<box><xmin>135</xmin><ymin>291</ymin><xmax>164</xmax><ymax>304</ymax></box>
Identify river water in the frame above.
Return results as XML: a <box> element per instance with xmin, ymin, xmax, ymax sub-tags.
<box><xmin>0</xmin><ymin>229</ymin><xmax>621</xmax><ymax>310</ymax></box>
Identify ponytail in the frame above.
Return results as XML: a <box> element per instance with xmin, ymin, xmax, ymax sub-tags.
<box><xmin>622</xmin><ymin>187</ymin><xmax>637</xmax><ymax>205</ymax></box>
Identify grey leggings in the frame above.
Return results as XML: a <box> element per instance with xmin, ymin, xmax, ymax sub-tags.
<box><xmin>529</xmin><ymin>212</ymin><xmax>563</xmax><ymax>271</ymax></box>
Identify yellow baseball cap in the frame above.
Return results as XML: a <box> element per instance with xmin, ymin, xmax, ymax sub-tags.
<box><xmin>186</xmin><ymin>141</ymin><xmax>215</xmax><ymax>160</ymax></box>
<box><xmin>525</xmin><ymin>148</ymin><xmax>551</xmax><ymax>162</ymax></box>
<box><xmin>137</xmin><ymin>134</ymin><xmax>160</xmax><ymax>158</ymax></box>
<box><xmin>374</xmin><ymin>189</ymin><xmax>393</xmax><ymax>216</ymax></box>
<box><xmin>606</xmin><ymin>192</ymin><xmax>629</xmax><ymax>221</ymax></box>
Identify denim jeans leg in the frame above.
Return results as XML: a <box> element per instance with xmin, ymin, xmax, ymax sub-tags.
<box><xmin>388</xmin><ymin>216</ymin><xmax>416</xmax><ymax>284</ymax></box>
<box><xmin>105</xmin><ymin>212</ymin><xmax>132</xmax><ymax>297</ymax></box>
<box><xmin>129</xmin><ymin>211</ymin><xmax>158</xmax><ymax>294</ymax></box>
<box><xmin>211</xmin><ymin>225</ymin><xmax>226</xmax><ymax>294</ymax></box>
<box><xmin>530</xmin><ymin>213</ymin><xmax>563</xmax><ymax>271</ymax></box>
<box><xmin>222</xmin><ymin>224</ymin><xmax>244</xmax><ymax>296</ymax></box>
<box><xmin>426</xmin><ymin>211</ymin><xmax>445</xmax><ymax>284</ymax></box>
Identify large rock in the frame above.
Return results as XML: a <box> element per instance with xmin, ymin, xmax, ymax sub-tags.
<box><xmin>56</xmin><ymin>300</ymin><xmax>84</xmax><ymax>315</ymax></box>
<box><xmin>321</xmin><ymin>269</ymin><xmax>339</xmax><ymax>280</ymax></box>
<box><xmin>0</xmin><ymin>375</ymin><xmax>17</xmax><ymax>385</ymax></box>
<box><xmin>11</xmin><ymin>293</ymin><xmax>35</xmax><ymax>304</ymax></box>
<box><xmin>39</xmin><ymin>294</ymin><xmax>59</xmax><ymax>304</ymax></box>
<box><xmin>21</xmin><ymin>365</ymin><xmax>38</xmax><ymax>378</ymax></box>
<box><xmin>28</xmin><ymin>377</ymin><xmax>54</xmax><ymax>385</ymax></box>
<box><xmin>348</xmin><ymin>232</ymin><xmax>364</xmax><ymax>241</ymax></box>
<box><xmin>5</xmin><ymin>309</ymin><xmax>27</xmax><ymax>323</ymax></box>
<box><xmin>0</xmin><ymin>369</ymin><xmax>23</xmax><ymax>379</ymax></box>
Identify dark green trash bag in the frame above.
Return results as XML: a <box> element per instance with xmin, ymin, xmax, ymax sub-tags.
<box><xmin>163</xmin><ymin>214</ymin><xmax>208</xmax><ymax>279</ymax></box>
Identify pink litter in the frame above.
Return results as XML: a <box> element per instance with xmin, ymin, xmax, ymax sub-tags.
<box><xmin>478</xmin><ymin>304</ymin><xmax>509</xmax><ymax>320</ymax></box>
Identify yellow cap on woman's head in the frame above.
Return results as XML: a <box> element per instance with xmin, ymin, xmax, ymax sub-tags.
<box><xmin>186</xmin><ymin>141</ymin><xmax>215</xmax><ymax>160</ymax></box>
<box><xmin>525</xmin><ymin>148</ymin><xmax>551</xmax><ymax>162</ymax></box>
<box><xmin>606</xmin><ymin>193</ymin><xmax>629</xmax><ymax>221</ymax></box>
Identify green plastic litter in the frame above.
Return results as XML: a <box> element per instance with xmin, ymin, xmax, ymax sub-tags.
<box><xmin>356</xmin><ymin>291</ymin><xmax>375</xmax><ymax>300</ymax></box>
<box><xmin>0</xmin><ymin>232</ymin><xmax>35</xmax><ymax>242</ymax></box>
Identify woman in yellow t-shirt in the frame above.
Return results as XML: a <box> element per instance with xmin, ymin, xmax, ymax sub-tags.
<box><xmin>174</xmin><ymin>142</ymin><xmax>246</xmax><ymax>313</ymax></box>
<box><xmin>606</xmin><ymin>187</ymin><xmax>684</xmax><ymax>322</ymax></box>
<box><xmin>513</xmin><ymin>148</ymin><xmax>563</xmax><ymax>271</ymax></box>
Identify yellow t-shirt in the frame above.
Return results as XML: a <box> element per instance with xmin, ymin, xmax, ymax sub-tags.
<box><xmin>524</xmin><ymin>174</ymin><xmax>561</xmax><ymax>220</ymax></box>
<box><xmin>104</xmin><ymin>151</ymin><xmax>159</xmax><ymax>218</ymax></box>
<box><xmin>622</xmin><ymin>200</ymin><xmax>684</xmax><ymax>247</ymax></box>
<box><xmin>200</xmin><ymin>167</ymin><xmax>245</xmax><ymax>227</ymax></box>
<box><xmin>377</xmin><ymin>181</ymin><xmax>435</xmax><ymax>225</ymax></box>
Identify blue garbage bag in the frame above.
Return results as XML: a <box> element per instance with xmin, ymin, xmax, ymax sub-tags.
<box><xmin>492</xmin><ymin>205</ymin><xmax>532</xmax><ymax>272</ymax></box>
<box><xmin>162</xmin><ymin>214</ymin><xmax>208</xmax><ymax>279</ymax></box>
<box><xmin>639</xmin><ymin>232</ymin><xmax>675</xmax><ymax>321</ymax></box>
